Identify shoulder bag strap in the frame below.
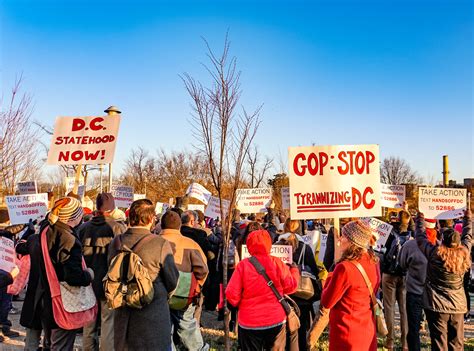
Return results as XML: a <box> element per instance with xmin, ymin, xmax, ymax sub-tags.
<box><xmin>131</xmin><ymin>234</ymin><xmax>155</xmax><ymax>253</ymax></box>
<box><xmin>350</xmin><ymin>261</ymin><xmax>377</xmax><ymax>308</ymax></box>
<box><xmin>40</xmin><ymin>226</ymin><xmax>61</xmax><ymax>297</ymax></box>
<box><xmin>249</xmin><ymin>256</ymin><xmax>291</xmax><ymax>315</ymax></box>
<box><xmin>297</xmin><ymin>242</ymin><xmax>305</xmax><ymax>266</ymax></box>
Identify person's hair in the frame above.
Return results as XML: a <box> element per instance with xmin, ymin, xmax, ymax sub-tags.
<box><xmin>338</xmin><ymin>241</ymin><xmax>378</xmax><ymax>264</ymax></box>
<box><xmin>129</xmin><ymin>199</ymin><xmax>155</xmax><ymax>227</ymax></box>
<box><xmin>248</xmin><ymin>214</ymin><xmax>256</xmax><ymax>221</ymax></box>
<box><xmin>437</xmin><ymin>246</ymin><xmax>470</xmax><ymax>274</ymax></box>
<box><xmin>196</xmin><ymin>210</ymin><xmax>205</xmax><ymax>223</ymax></box>
<box><xmin>284</xmin><ymin>218</ymin><xmax>300</xmax><ymax>234</ymax></box>
<box><xmin>171</xmin><ymin>207</ymin><xmax>183</xmax><ymax>217</ymax></box>
<box><xmin>181</xmin><ymin>210</ymin><xmax>195</xmax><ymax>225</ymax></box>
<box><xmin>439</xmin><ymin>219</ymin><xmax>453</xmax><ymax>229</ymax></box>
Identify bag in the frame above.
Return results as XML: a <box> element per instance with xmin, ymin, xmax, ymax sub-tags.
<box><xmin>293</xmin><ymin>243</ymin><xmax>316</xmax><ymax>300</ymax></box>
<box><xmin>350</xmin><ymin>261</ymin><xmax>388</xmax><ymax>338</ymax></box>
<box><xmin>7</xmin><ymin>254</ymin><xmax>30</xmax><ymax>295</ymax></box>
<box><xmin>103</xmin><ymin>234</ymin><xmax>155</xmax><ymax>309</ymax></box>
<box><xmin>40</xmin><ymin>227</ymin><xmax>98</xmax><ymax>330</ymax></box>
<box><xmin>249</xmin><ymin>256</ymin><xmax>301</xmax><ymax>333</ymax></box>
<box><xmin>168</xmin><ymin>271</ymin><xmax>199</xmax><ymax>310</ymax></box>
<box><xmin>228</xmin><ymin>240</ymin><xmax>236</xmax><ymax>269</ymax></box>
<box><xmin>383</xmin><ymin>232</ymin><xmax>410</xmax><ymax>276</ymax></box>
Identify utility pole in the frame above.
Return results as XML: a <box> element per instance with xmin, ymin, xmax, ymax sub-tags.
<box><xmin>104</xmin><ymin>106</ymin><xmax>121</xmax><ymax>192</ymax></box>
<box><xmin>442</xmin><ymin>155</ymin><xmax>449</xmax><ymax>187</ymax></box>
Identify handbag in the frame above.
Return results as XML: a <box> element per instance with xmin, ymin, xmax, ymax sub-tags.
<box><xmin>350</xmin><ymin>261</ymin><xmax>388</xmax><ymax>338</ymax></box>
<box><xmin>249</xmin><ymin>256</ymin><xmax>301</xmax><ymax>333</ymax></box>
<box><xmin>41</xmin><ymin>227</ymin><xmax>98</xmax><ymax>330</ymax></box>
<box><xmin>293</xmin><ymin>243</ymin><xmax>316</xmax><ymax>300</ymax></box>
<box><xmin>7</xmin><ymin>254</ymin><xmax>30</xmax><ymax>295</ymax></box>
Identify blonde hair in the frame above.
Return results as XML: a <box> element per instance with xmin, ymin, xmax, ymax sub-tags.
<box><xmin>437</xmin><ymin>246</ymin><xmax>470</xmax><ymax>275</ymax></box>
<box><xmin>283</xmin><ymin>219</ymin><xmax>300</xmax><ymax>251</ymax></box>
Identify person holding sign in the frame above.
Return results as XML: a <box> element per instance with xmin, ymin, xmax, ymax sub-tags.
<box><xmin>415</xmin><ymin>210</ymin><xmax>472</xmax><ymax>351</ymax></box>
<box><xmin>320</xmin><ymin>220</ymin><xmax>380</xmax><ymax>351</ymax></box>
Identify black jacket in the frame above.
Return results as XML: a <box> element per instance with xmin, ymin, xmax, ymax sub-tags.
<box><xmin>181</xmin><ymin>225</ymin><xmax>211</xmax><ymax>258</ymax></box>
<box><xmin>416</xmin><ymin>213</ymin><xmax>472</xmax><ymax>313</ymax></box>
<box><xmin>78</xmin><ymin>215</ymin><xmax>127</xmax><ymax>298</ymax></box>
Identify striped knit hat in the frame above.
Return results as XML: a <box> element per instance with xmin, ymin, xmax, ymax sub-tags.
<box><xmin>48</xmin><ymin>197</ymin><xmax>84</xmax><ymax>225</ymax></box>
<box><xmin>342</xmin><ymin>220</ymin><xmax>373</xmax><ymax>249</ymax></box>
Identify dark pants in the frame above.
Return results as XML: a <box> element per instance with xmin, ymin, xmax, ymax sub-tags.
<box><xmin>0</xmin><ymin>288</ymin><xmax>12</xmax><ymax>329</ymax></box>
<box><xmin>51</xmin><ymin>328</ymin><xmax>77</xmax><ymax>351</ymax></box>
<box><xmin>406</xmin><ymin>292</ymin><xmax>423</xmax><ymax>351</ymax></box>
<box><xmin>297</xmin><ymin>303</ymin><xmax>314</xmax><ymax>351</ymax></box>
<box><xmin>239</xmin><ymin>324</ymin><xmax>286</xmax><ymax>351</ymax></box>
<box><xmin>464</xmin><ymin>271</ymin><xmax>471</xmax><ymax>317</ymax></box>
<box><xmin>425</xmin><ymin>310</ymin><xmax>464</xmax><ymax>351</ymax></box>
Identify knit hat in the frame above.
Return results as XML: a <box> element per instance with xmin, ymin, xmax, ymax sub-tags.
<box><xmin>161</xmin><ymin>210</ymin><xmax>182</xmax><ymax>230</ymax></box>
<box><xmin>425</xmin><ymin>218</ymin><xmax>436</xmax><ymax>229</ymax></box>
<box><xmin>342</xmin><ymin>220</ymin><xmax>373</xmax><ymax>249</ymax></box>
<box><xmin>48</xmin><ymin>197</ymin><xmax>83</xmax><ymax>225</ymax></box>
<box><xmin>441</xmin><ymin>228</ymin><xmax>461</xmax><ymax>248</ymax></box>
<box><xmin>96</xmin><ymin>193</ymin><xmax>115</xmax><ymax>212</ymax></box>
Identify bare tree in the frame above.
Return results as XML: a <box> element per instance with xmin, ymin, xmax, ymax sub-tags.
<box><xmin>0</xmin><ymin>77</ymin><xmax>41</xmax><ymax>197</ymax></box>
<box><xmin>380</xmin><ymin>156</ymin><xmax>422</xmax><ymax>185</ymax></box>
<box><xmin>247</xmin><ymin>146</ymin><xmax>273</xmax><ymax>188</ymax></box>
<box><xmin>182</xmin><ymin>34</ymin><xmax>261</xmax><ymax>349</ymax></box>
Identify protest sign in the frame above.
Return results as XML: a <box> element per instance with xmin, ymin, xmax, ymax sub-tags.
<box><xmin>302</xmin><ymin>230</ymin><xmax>321</xmax><ymax>254</ymax></box>
<box><xmin>317</xmin><ymin>233</ymin><xmax>328</xmax><ymax>262</ymax></box>
<box><xmin>17</xmin><ymin>181</ymin><xmax>37</xmax><ymax>195</ymax></box>
<box><xmin>236</xmin><ymin>188</ymin><xmax>272</xmax><ymax>213</ymax></box>
<box><xmin>361</xmin><ymin>217</ymin><xmax>393</xmax><ymax>251</ymax></box>
<box><xmin>288</xmin><ymin>144</ymin><xmax>381</xmax><ymax>219</ymax></box>
<box><xmin>188</xmin><ymin>204</ymin><xmax>205</xmax><ymax>213</ymax></box>
<box><xmin>242</xmin><ymin>245</ymin><xmax>293</xmax><ymax>264</ymax></box>
<box><xmin>5</xmin><ymin>193</ymin><xmax>49</xmax><ymax>225</ymax></box>
<box><xmin>418</xmin><ymin>187</ymin><xmax>466</xmax><ymax>220</ymax></box>
<box><xmin>47</xmin><ymin>115</ymin><xmax>121</xmax><ymax>165</ymax></box>
<box><xmin>186</xmin><ymin>183</ymin><xmax>212</xmax><ymax>205</ymax></box>
<box><xmin>204</xmin><ymin>196</ymin><xmax>230</xmax><ymax>220</ymax></box>
<box><xmin>133</xmin><ymin>194</ymin><xmax>146</xmax><ymax>201</ymax></box>
<box><xmin>111</xmin><ymin>185</ymin><xmax>134</xmax><ymax>208</ymax></box>
<box><xmin>64</xmin><ymin>176</ymin><xmax>85</xmax><ymax>197</ymax></box>
<box><xmin>281</xmin><ymin>187</ymin><xmax>290</xmax><ymax>210</ymax></box>
<box><xmin>0</xmin><ymin>237</ymin><xmax>16</xmax><ymax>273</ymax></box>
<box><xmin>380</xmin><ymin>183</ymin><xmax>405</xmax><ymax>208</ymax></box>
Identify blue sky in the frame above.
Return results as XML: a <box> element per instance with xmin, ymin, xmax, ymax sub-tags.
<box><xmin>1</xmin><ymin>0</ymin><xmax>472</xmax><ymax>183</ymax></box>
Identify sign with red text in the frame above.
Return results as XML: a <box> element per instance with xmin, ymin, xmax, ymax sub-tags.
<box><xmin>5</xmin><ymin>193</ymin><xmax>49</xmax><ymax>225</ymax></box>
<box><xmin>418</xmin><ymin>187</ymin><xmax>466</xmax><ymax>220</ymax></box>
<box><xmin>186</xmin><ymin>183</ymin><xmax>212</xmax><ymax>205</ymax></box>
<box><xmin>242</xmin><ymin>245</ymin><xmax>293</xmax><ymax>264</ymax></box>
<box><xmin>361</xmin><ymin>217</ymin><xmax>393</xmax><ymax>251</ymax></box>
<box><xmin>236</xmin><ymin>188</ymin><xmax>272</xmax><ymax>213</ymax></box>
<box><xmin>111</xmin><ymin>185</ymin><xmax>134</xmax><ymax>209</ymax></box>
<box><xmin>0</xmin><ymin>237</ymin><xmax>16</xmax><ymax>273</ymax></box>
<box><xmin>380</xmin><ymin>184</ymin><xmax>405</xmax><ymax>208</ymax></box>
<box><xmin>47</xmin><ymin>115</ymin><xmax>121</xmax><ymax>165</ymax></box>
<box><xmin>204</xmin><ymin>196</ymin><xmax>230</xmax><ymax>220</ymax></box>
<box><xmin>281</xmin><ymin>187</ymin><xmax>290</xmax><ymax>210</ymax></box>
<box><xmin>289</xmin><ymin>144</ymin><xmax>381</xmax><ymax>219</ymax></box>
<box><xmin>17</xmin><ymin>181</ymin><xmax>38</xmax><ymax>195</ymax></box>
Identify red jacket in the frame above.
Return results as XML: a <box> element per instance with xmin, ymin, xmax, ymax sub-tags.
<box><xmin>226</xmin><ymin>230</ymin><xmax>299</xmax><ymax>329</ymax></box>
<box><xmin>321</xmin><ymin>253</ymin><xmax>380</xmax><ymax>351</ymax></box>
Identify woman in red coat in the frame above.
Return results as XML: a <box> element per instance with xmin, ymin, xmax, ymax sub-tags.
<box><xmin>320</xmin><ymin>220</ymin><xmax>381</xmax><ymax>351</ymax></box>
<box><xmin>226</xmin><ymin>229</ymin><xmax>300</xmax><ymax>350</ymax></box>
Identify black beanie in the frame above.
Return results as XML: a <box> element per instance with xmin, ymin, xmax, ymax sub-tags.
<box><xmin>96</xmin><ymin>193</ymin><xmax>115</xmax><ymax>212</ymax></box>
<box><xmin>441</xmin><ymin>228</ymin><xmax>461</xmax><ymax>248</ymax></box>
<box><xmin>161</xmin><ymin>210</ymin><xmax>182</xmax><ymax>230</ymax></box>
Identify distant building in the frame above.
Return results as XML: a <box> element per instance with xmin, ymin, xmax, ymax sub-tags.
<box><xmin>464</xmin><ymin>178</ymin><xmax>474</xmax><ymax>187</ymax></box>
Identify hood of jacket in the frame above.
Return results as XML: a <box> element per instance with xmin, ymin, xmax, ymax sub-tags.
<box><xmin>246</xmin><ymin>229</ymin><xmax>272</xmax><ymax>256</ymax></box>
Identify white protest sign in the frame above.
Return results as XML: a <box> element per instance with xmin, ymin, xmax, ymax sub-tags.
<box><xmin>236</xmin><ymin>188</ymin><xmax>272</xmax><ymax>213</ymax></box>
<box><xmin>381</xmin><ymin>184</ymin><xmax>405</xmax><ymax>209</ymax></box>
<box><xmin>302</xmin><ymin>230</ymin><xmax>321</xmax><ymax>254</ymax></box>
<box><xmin>111</xmin><ymin>185</ymin><xmax>134</xmax><ymax>209</ymax></box>
<box><xmin>289</xmin><ymin>144</ymin><xmax>381</xmax><ymax>219</ymax></box>
<box><xmin>361</xmin><ymin>217</ymin><xmax>393</xmax><ymax>251</ymax></box>
<box><xmin>418</xmin><ymin>187</ymin><xmax>466</xmax><ymax>220</ymax></box>
<box><xmin>204</xmin><ymin>196</ymin><xmax>230</xmax><ymax>220</ymax></box>
<box><xmin>281</xmin><ymin>187</ymin><xmax>290</xmax><ymax>210</ymax></box>
<box><xmin>133</xmin><ymin>194</ymin><xmax>146</xmax><ymax>201</ymax></box>
<box><xmin>155</xmin><ymin>202</ymin><xmax>165</xmax><ymax>215</ymax></box>
<box><xmin>317</xmin><ymin>233</ymin><xmax>328</xmax><ymax>262</ymax></box>
<box><xmin>0</xmin><ymin>237</ymin><xmax>16</xmax><ymax>273</ymax></box>
<box><xmin>186</xmin><ymin>183</ymin><xmax>212</xmax><ymax>205</ymax></box>
<box><xmin>64</xmin><ymin>176</ymin><xmax>85</xmax><ymax>197</ymax></box>
<box><xmin>17</xmin><ymin>181</ymin><xmax>38</xmax><ymax>195</ymax></box>
<box><xmin>188</xmin><ymin>204</ymin><xmax>205</xmax><ymax>213</ymax></box>
<box><xmin>5</xmin><ymin>193</ymin><xmax>49</xmax><ymax>225</ymax></box>
<box><xmin>242</xmin><ymin>245</ymin><xmax>293</xmax><ymax>264</ymax></box>
<box><xmin>47</xmin><ymin>115</ymin><xmax>121</xmax><ymax>165</ymax></box>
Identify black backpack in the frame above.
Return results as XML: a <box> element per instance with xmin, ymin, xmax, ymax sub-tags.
<box><xmin>383</xmin><ymin>232</ymin><xmax>410</xmax><ymax>276</ymax></box>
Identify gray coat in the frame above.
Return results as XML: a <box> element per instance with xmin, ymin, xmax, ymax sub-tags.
<box><xmin>109</xmin><ymin>227</ymin><xmax>179</xmax><ymax>350</ymax></box>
